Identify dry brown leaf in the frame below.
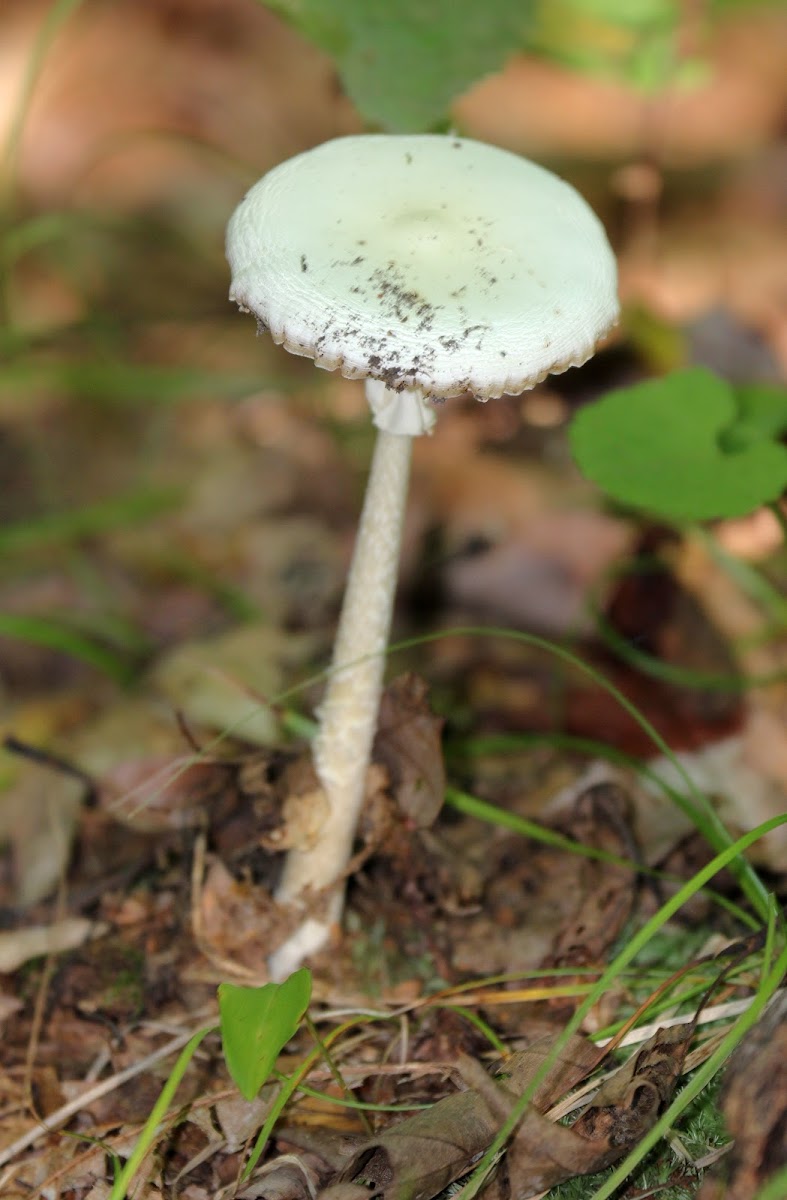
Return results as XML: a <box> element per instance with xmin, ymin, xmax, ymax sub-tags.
<box><xmin>99</xmin><ymin>753</ymin><xmax>235</xmax><ymax>832</ymax></box>
<box><xmin>259</xmin><ymin>757</ymin><xmax>330</xmax><ymax>854</ymax></box>
<box><xmin>573</xmin><ymin>1022</ymin><xmax>694</xmax><ymax>1153</ymax></box>
<box><xmin>240</xmin><ymin>1151</ymin><xmax>335</xmax><ymax>1200</ymax></box>
<box><xmin>0</xmin><ymin>760</ymin><xmax>84</xmax><ymax>907</ymax></box>
<box><xmin>214</xmin><ymin>1093</ymin><xmax>277</xmax><ymax>1155</ymax></box>
<box><xmin>311</xmin><ymin>1037</ymin><xmax>597</xmax><ymax>1200</ymax></box>
<box><xmin>197</xmin><ymin>859</ymin><xmax>296</xmax><ymax>975</ymax></box>
<box><xmin>374</xmin><ymin>674</ymin><xmax>445</xmax><ymax>829</ymax></box>
<box><xmin>0</xmin><ymin>917</ymin><xmax>108</xmax><ymax>974</ymax></box>
<box><xmin>151</xmin><ymin>624</ymin><xmax>318</xmax><ymax>747</ymax></box>
<box><xmin>540</xmin><ymin>782</ymin><xmax>640</xmax><ymax>1018</ymax></box>
<box><xmin>491</xmin><ymin>1023</ymin><xmax>695</xmax><ymax>1199</ymax></box>
<box><xmin>289</xmin><ymin>1021</ymin><xmax>696</xmax><ymax>1200</ymax></box>
<box><xmin>697</xmin><ymin>991</ymin><xmax>787</xmax><ymax>1200</ymax></box>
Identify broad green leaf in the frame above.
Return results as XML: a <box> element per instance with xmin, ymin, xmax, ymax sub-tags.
<box><xmin>263</xmin><ymin>0</ymin><xmax>533</xmax><ymax>130</ymax></box>
<box><xmin>570</xmin><ymin>367</ymin><xmax>787</xmax><ymax>521</ymax></box>
<box><xmin>219</xmin><ymin>969</ymin><xmax>312</xmax><ymax>1101</ymax></box>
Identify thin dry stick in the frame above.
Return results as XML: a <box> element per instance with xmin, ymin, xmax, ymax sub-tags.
<box><xmin>595</xmin><ymin>995</ymin><xmax>757</xmax><ymax>1051</ymax></box>
<box><xmin>545</xmin><ymin>995</ymin><xmax>761</xmax><ymax>1126</ymax></box>
<box><xmin>23</xmin><ymin>844</ymin><xmax>71</xmax><ymax>1120</ymax></box>
<box><xmin>23</xmin><ymin>928</ymin><xmax>58</xmax><ymax>1112</ymax></box>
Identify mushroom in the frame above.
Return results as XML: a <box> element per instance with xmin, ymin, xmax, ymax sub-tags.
<box><xmin>226</xmin><ymin>134</ymin><xmax>619</xmax><ymax>977</ymax></box>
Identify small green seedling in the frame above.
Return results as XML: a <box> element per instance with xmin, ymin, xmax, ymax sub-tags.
<box><xmin>219</xmin><ymin>967</ymin><xmax>312</xmax><ymax>1100</ymax></box>
<box><xmin>108</xmin><ymin>969</ymin><xmax>312</xmax><ymax>1199</ymax></box>
<box><xmin>570</xmin><ymin>367</ymin><xmax>787</xmax><ymax>521</ymax></box>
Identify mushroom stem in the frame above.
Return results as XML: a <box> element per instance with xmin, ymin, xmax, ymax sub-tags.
<box><xmin>269</xmin><ymin>413</ymin><xmax>414</xmax><ymax>979</ymax></box>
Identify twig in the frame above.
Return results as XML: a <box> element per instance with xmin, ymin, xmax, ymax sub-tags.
<box><xmin>595</xmin><ymin>995</ymin><xmax>758</xmax><ymax>1050</ymax></box>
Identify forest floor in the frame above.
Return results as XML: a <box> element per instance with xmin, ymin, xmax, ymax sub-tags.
<box><xmin>1</xmin><ymin>2</ymin><xmax>786</xmax><ymax>1197</ymax></box>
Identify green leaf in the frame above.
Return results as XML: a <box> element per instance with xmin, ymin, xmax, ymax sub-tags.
<box><xmin>724</xmin><ymin>382</ymin><xmax>787</xmax><ymax>449</ymax></box>
<box><xmin>263</xmin><ymin>0</ymin><xmax>533</xmax><ymax>130</ymax></box>
<box><xmin>528</xmin><ymin>0</ymin><xmax>686</xmax><ymax>90</ymax></box>
<box><xmin>218</xmin><ymin>969</ymin><xmax>312</xmax><ymax>1101</ymax></box>
<box><xmin>570</xmin><ymin>367</ymin><xmax>787</xmax><ymax>521</ymax></box>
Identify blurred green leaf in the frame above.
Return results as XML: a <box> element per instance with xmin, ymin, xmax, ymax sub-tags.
<box><xmin>0</xmin><ymin>611</ymin><xmax>138</xmax><ymax>683</ymax></box>
<box><xmin>0</xmin><ymin>212</ymin><xmax>79</xmax><ymax>265</ymax></box>
<box><xmin>0</xmin><ymin>360</ymin><xmax>276</xmax><ymax>405</ymax></box>
<box><xmin>0</xmin><ymin>488</ymin><xmax>182</xmax><ymax>555</ymax></box>
<box><xmin>263</xmin><ymin>0</ymin><xmax>533</xmax><ymax>130</ymax></box>
<box><xmin>531</xmin><ymin>0</ymin><xmax>683</xmax><ymax>88</ymax></box>
<box><xmin>570</xmin><ymin>368</ymin><xmax>787</xmax><ymax>521</ymax></box>
<box><xmin>249</xmin><ymin>0</ymin><xmax>773</xmax><ymax>126</ymax></box>
<box><xmin>219</xmin><ymin>969</ymin><xmax>312</xmax><ymax>1101</ymax></box>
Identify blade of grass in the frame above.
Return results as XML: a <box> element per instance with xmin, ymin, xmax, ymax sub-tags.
<box><xmin>446</xmin><ymin>733</ymin><xmax>758</xmax><ymax>929</ymax></box>
<box><xmin>439</xmin><ymin>1004</ymin><xmax>509</xmax><ymax>1056</ymax></box>
<box><xmin>380</xmin><ymin>626</ymin><xmax>770</xmax><ymax>920</ymax></box>
<box><xmin>0</xmin><ymin>360</ymin><xmax>280</xmax><ymax>404</ymax></box>
<box><xmin>695</xmin><ymin>526</ymin><xmax>787</xmax><ymax>628</ymax></box>
<box><xmin>593</xmin><ymin>604</ymin><xmax>787</xmax><ymax>691</ymax></box>
<box><xmin>156</xmin><ymin>550</ymin><xmax>263</xmax><ymax>622</ymax></box>
<box><xmin>0</xmin><ymin>612</ymin><xmax>137</xmax><ymax>684</ymax></box>
<box><xmin>107</xmin><ymin>1025</ymin><xmax>215</xmax><ymax>1200</ymax></box>
<box><xmin>587</xmin><ymin>908</ymin><xmax>786</xmax><ymax>1199</ymax></box>
<box><xmin>0</xmin><ymin>488</ymin><xmax>182</xmax><ymax>556</ymax></box>
<box><xmin>456</xmin><ymin>813</ymin><xmax>787</xmax><ymax>1199</ymax></box>
<box><xmin>299</xmin><ymin>1012</ymin><xmax>373</xmax><ymax>1134</ymax></box>
<box><xmin>1</xmin><ymin>0</ymin><xmax>86</xmax><ymax>192</ymax></box>
<box><xmin>274</xmin><ymin>1074</ymin><xmax>432</xmax><ymax>1113</ymax></box>
<box><xmin>446</xmin><ymin>786</ymin><xmax>758</xmax><ymax>932</ymax></box>
<box><xmin>445</xmin><ymin>785</ymin><xmax>649</xmax><ymax>873</ymax></box>
<box><xmin>0</xmin><ymin>212</ymin><xmax>79</xmax><ymax>265</ymax></box>
<box><xmin>755</xmin><ymin>1164</ymin><xmax>787</xmax><ymax>1200</ymax></box>
<box><xmin>242</xmin><ymin>1013</ymin><xmax>384</xmax><ymax>1180</ymax></box>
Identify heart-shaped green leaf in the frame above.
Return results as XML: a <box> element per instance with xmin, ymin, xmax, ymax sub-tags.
<box><xmin>219</xmin><ymin>968</ymin><xmax>311</xmax><ymax>1101</ymax></box>
<box><xmin>570</xmin><ymin>367</ymin><xmax>787</xmax><ymax>521</ymax></box>
<box><xmin>263</xmin><ymin>0</ymin><xmax>533</xmax><ymax>131</ymax></box>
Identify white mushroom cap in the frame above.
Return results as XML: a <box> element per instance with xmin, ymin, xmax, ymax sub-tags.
<box><xmin>227</xmin><ymin>134</ymin><xmax>618</xmax><ymax>401</ymax></box>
